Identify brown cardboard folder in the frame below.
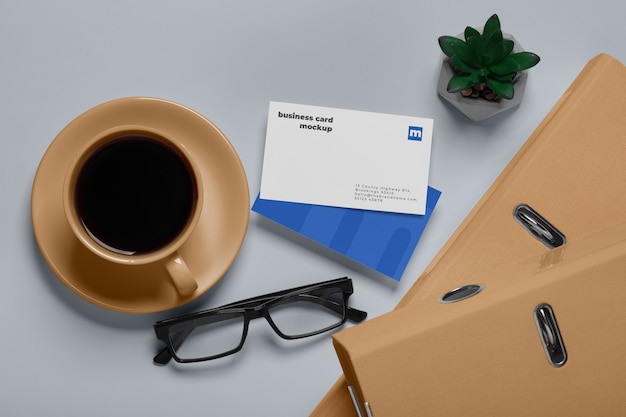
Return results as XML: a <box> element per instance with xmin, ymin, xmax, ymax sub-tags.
<box><xmin>333</xmin><ymin>221</ymin><xmax>626</xmax><ymax>416</ymax></box>
<box><xmin>310</xmin><ymin>53</ymin><xmax>626</xmax><ymax>416</ymax></box>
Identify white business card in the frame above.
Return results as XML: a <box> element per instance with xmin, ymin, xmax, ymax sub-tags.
<box><xmin>259</xmin><ymin>101</ymin><xmax>434</xmax><ymax>215</ymax></box>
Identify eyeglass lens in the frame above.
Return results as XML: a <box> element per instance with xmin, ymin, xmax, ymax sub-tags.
<box><xmin>169</xmin><ymin>312</ymin><xmax>246</xmax><ymax>361</ymax></box>
<box><xmin>268</xmin><ymin>288</ymin><xmax>345</xmax><ymax>337</ymax></box>
<box><xmin>167</xmin><ymin>287</ymin><xmax>346</xmax><ymax>361</ymax></box>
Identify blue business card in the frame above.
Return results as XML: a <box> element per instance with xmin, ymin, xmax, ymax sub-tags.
<box><xmin>252</xmin><ymin>186</ymin><xmax>441</xmax><ymax>280</ymax></box>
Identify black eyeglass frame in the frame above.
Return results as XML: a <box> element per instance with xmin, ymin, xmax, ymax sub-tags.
<box><xmin>153</xmin><ymin>277</ymin><xmax>367</xmax><ymax>364</ymax></box>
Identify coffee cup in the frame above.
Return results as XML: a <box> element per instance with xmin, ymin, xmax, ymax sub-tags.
<box><xmin>63</xmin><ymin>125</ymin><xmax>202</xmax><ymax>296</ymax></box>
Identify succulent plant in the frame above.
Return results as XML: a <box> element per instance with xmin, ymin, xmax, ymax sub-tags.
<box><xmin>438</xmin><ymin>14</ymin><xmax>540</xmax><ymax>100</ymax></box>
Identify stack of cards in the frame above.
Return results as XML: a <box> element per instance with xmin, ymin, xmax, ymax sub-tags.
<box><xmin>252</xmin><ymin>102</ymin><xmax>440</xmax><ymax>280</ymax></box>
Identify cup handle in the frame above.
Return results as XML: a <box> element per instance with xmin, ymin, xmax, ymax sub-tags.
<box><xmin>163</xmin><ymin>252</ymin><xmax>198</xmax><ymax>297</ymax></box>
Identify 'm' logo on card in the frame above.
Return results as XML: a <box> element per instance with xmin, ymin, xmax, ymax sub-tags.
<box><xmin>407</xmin><ymin>126</ymin><xmax>423</xmax><ymax>141</ymax></box>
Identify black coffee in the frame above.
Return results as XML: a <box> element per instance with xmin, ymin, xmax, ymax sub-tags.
<box><xmin>74</xmin><ymin>136</ymin><xmax>196</xmax><ymax>255</ymax></box>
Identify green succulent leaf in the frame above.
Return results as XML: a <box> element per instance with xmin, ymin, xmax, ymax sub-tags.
<box><xmin>490</xmin><ymin>39</ymin><xmax>515</xmax><ymax>64</ymax></box>
<box><xmin>486</xmin><ymin>77</ymin><xmax>514</xmax><ymax>99</ymax></box>
<box><xmin>466</xmin><ymin>35</ymin><xmax>485</xmax><ymax>65</ymax></box>
<box><xmin>490</xmin><ymin>72</ymin><xmax>516</xmax><ymax>81</ymax></box>
<box><xmin>482</xmin><ymin>14</ymin><xmax>501</xmax><ymax>43</ymax></box>
<box><xmin>489</xmin><ymin>51</ymin><xmax>540</xmax><ymax>74</ymax></box>
<box><xmin>438</xmin><ymin>36</ymin><xmax>470</xmax><ymax>59</ymax></box>
<box><xmin>464</xmin><ymin>26</ymin><xmax>481</xmax><ymax>42</ymax></box>
<box><xmin>489</xmin><ymin>56</ymin><xmax>520</xmax><ymax>74</ymax></box>
<box><xmin>508</xmin><ymin>52</ymin><xmax>541</xmax><ymax>71</ymax></box>
<box><xmin>447</xmin><ymin>73</ymin><xmax>474</xmax><ymax>93</ymax></box>
<box><xmin>470</xmin><ymin>71</ymin><xmax>483</xmax><ymax>84</ymax></box>
<box><xmin>450</xmin><ymin>55</ymin><xmax>477</xmax><ymax>74</ymax></box>
<box><xmin>485</xmin><ymin>29</ymin><xmax>504</xmax><ymax>52</ymax></box>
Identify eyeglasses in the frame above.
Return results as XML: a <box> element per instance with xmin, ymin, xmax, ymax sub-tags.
<box><xmin>153</xmin><ymin>277</ymin><xmax>367</xmax><ymax>364</ymax></box>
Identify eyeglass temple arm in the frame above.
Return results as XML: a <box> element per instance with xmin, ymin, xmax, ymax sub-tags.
<box><xmin>295</xmin><ymin>294</ymin><xmax>367</xmax><ymax>322</ymax></box>
<box><xmin>219</xmin><ymin>288</ymin><xmax>368</xmax><ymax>322</ymax></box>
<box><xmin>276</xmin><ymin>294</ymin><xmax>367</xmax><ymax>323</ymax></box>
<box><xmin>216</xmin><ymin>277</ymin><xmax>353</xmax><ymax>310</ymax></box>
<box><xmin>347</xmin><ymin>305</ymin><xmax>368</xmax><ymax>322</ymax></box>
<box><xmin>153</xmin><ymin>326</ymin><xmax>194</xmax><ymax>365</ymax></box>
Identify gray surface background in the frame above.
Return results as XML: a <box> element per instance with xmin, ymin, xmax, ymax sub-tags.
<box><xmin>2</xmin><ymin>1</ymin><xmax>625</xmax><ymax>416</ymax></box>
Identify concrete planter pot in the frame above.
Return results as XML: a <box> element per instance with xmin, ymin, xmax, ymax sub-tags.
<box><xmin>437</xmin><ymin>33</ymin><xmax>529</xmax><ymax>122</ymax></box>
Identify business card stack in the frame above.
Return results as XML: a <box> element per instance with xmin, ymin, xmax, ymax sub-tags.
<box><xmin>253</xmin><ymin>101</ymin><xmax>440</xmax><ymax>280</ymax></box>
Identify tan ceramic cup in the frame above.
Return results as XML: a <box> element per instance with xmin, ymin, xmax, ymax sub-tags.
<box><xmin>63</xmin><ymin>125</ymin><xmax>202</xmax><ymax>297</ymax></box>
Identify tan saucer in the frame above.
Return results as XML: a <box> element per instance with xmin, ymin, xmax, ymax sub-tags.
<box><xmin>31</xmin><ymin>97</ymin><xmax>250</xmax><ymax>313</ymax></box>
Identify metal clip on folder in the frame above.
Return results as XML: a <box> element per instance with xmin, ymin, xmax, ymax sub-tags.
<box><xmin>514</xmin><ymin>204</ymin><xmax>566</xmax><ymax>249</ymax></box>
<box><xmin>348</xmin><ymin>386</ymin><xmax>375</xmax><ymax>417</ymax></box>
